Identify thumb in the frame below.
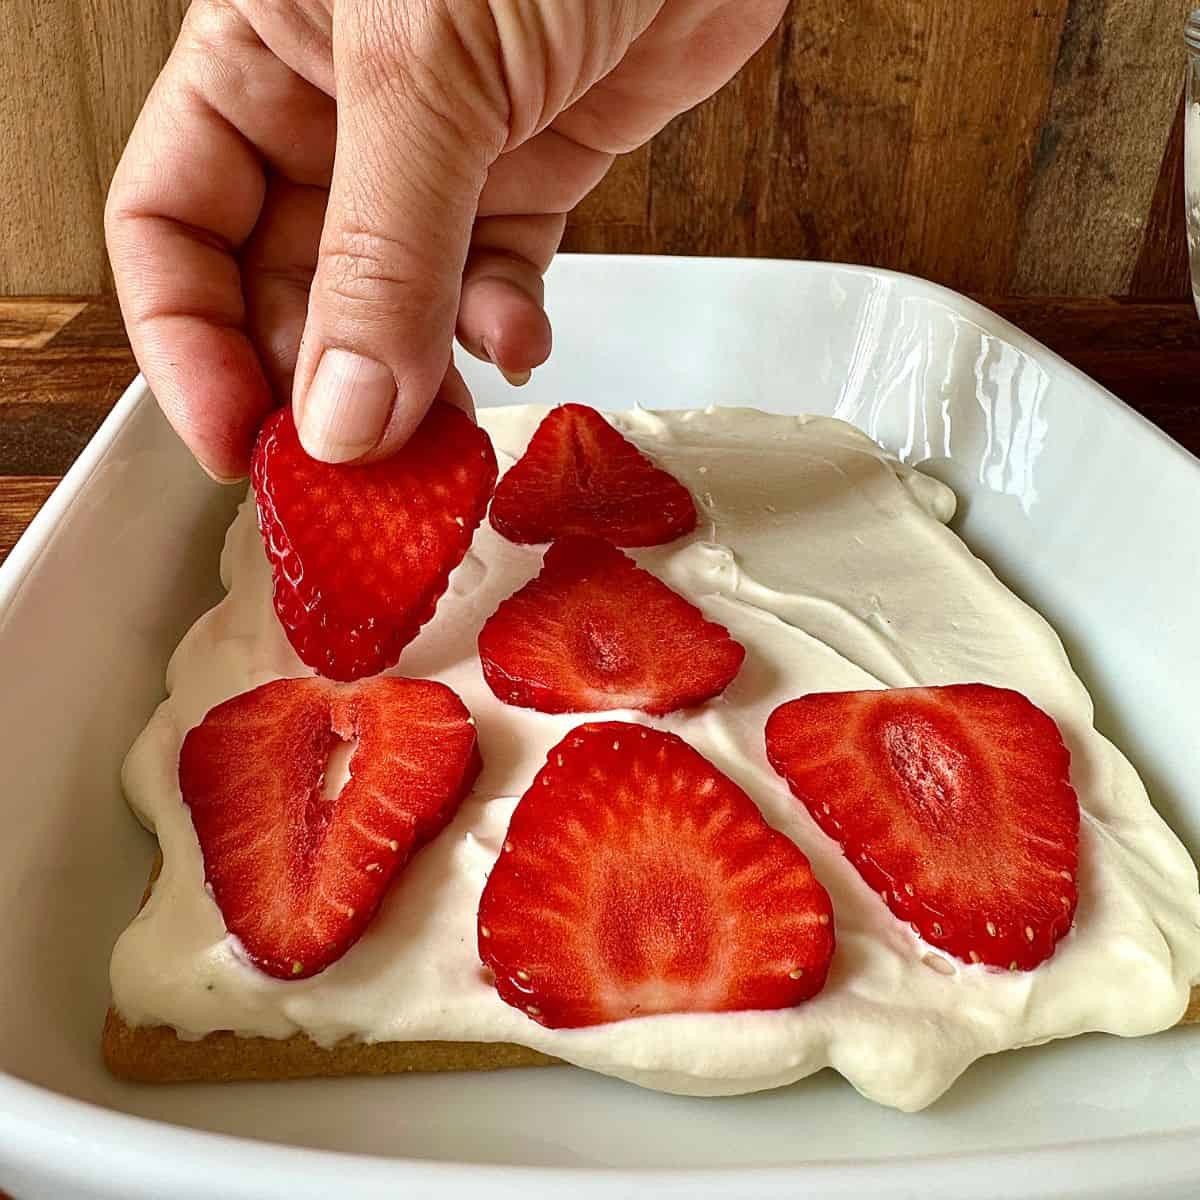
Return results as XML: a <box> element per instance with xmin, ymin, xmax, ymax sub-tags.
<box><xmin>294</xmin><ymin>2</ymin><xmax>505</xmax><ymax>463</ymax></box>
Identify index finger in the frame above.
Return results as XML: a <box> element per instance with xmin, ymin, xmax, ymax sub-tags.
<box><xmin>105</xmin><ymin>5</ymin><xmax>294</xmax><ymax>479</ymax></box>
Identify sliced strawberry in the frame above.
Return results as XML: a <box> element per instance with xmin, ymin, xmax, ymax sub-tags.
<box><xmin>478</xmin><ymin>722</ymin><xmax>834</xmax><ymax>1028</ymax></box>
<box><xmin>180</xmin><ymin>676</ymin><xmax>480</xmax><ymax>980</ymax></box>
<box><xmin>478</xmin><ymin>536</ymin><xmax>745</xmax><ymax>715</ymax></box>
<box><xmin>765</xmin><ymin>684</ymin><xmax>1079</xmax><ymax>971</ymax></box>
<box><xmin>252</xmin><ymin>402</ymin><xmax>497</xmax><ymax>682</ymax></box>
<box><xmin>489</xmin><ymin>404</ymin><xmax>696</xmax><ymax>546</ymax></box>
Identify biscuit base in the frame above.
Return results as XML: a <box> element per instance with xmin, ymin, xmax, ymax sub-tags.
<box><xmin>103</xmin><ymin>853</ymin><xmax>556</xmax><ymax>1083</ymax></box>
<box><xmin>101</xmin><ymin>1007</ymin><xmax>555</xmax><ymax>1083</ymax></box>
<box><xmin>103</xmin><ymin>856</ymin><xmax>1200</xmax><ymax>1085</ymax></box>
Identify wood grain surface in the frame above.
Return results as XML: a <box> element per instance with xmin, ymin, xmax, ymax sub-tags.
<box><xmin>1013</xmin><ymin>0</ymin><xmax>1192</xmax><ymax>296</ymax></box>
<box><xmin>1130</xmin><ymin>88</ymin><xmax>1193</xmax><ymax>300</ymax></box>
<box><xmin>0</xmin><ymin>1</ymin><xmax>1193</xmax><ymax>297</ymax></box>
<box><xmin>1</xmin><ymin>294</ymin><xmax>1197</xmax><ymax>566</ymax></box>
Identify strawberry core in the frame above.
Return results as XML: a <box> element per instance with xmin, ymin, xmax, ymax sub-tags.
<box><xmin>881</xmin><ymin>714</ymin><xmax>969</xmax><ymax>825</ymax></box>
<box><xmin>579</xmin><ymin>618</ymin><xmax>633</xmax><ymax>679</ymax></box>
<box><xmin>595</xmin><ymin>864</ymin><xmax>717</xmax><ymax>1015</ymax></box>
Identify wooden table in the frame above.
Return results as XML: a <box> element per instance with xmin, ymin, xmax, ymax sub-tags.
<box><xmin>1</xmin><ymin>295</ymin><xmax>1198</xmax><ymax>566</ymax></box>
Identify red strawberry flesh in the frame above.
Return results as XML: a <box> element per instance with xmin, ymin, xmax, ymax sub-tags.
<box><xmin>252</xmin><ymin>402</ymin><xmax>497</xmax><ymax>681</ymax></box>
<box><xmin>489</xmin><ymin>404</ymin><xmax>696</xmax><ymax>546</ymax></box>
<box><xmin>180</xmin><ymin>676</ymin><xmax>481</xmax><ymax>979</ymax></box>
<box><xmin>478</xmin><ymin>722</ymin><xmax>835</xmax><ymax>1028</ymax></box>
<box><xmin>765</xmin><ymin>683</ymin><xmax>1079</xmax><ymax>971</ymax></box>
<box><xmin>478</xmin><ymin>535</ymin><xmax>745</xmax><ymax>714</ymax></box>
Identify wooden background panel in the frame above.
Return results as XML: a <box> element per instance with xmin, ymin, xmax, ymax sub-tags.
<box><xmin>0</xmin><ymin>0</ymin><xmax>190</xmax><ymax>295</ymax></box>
<box><xmin>1013</xmin><ymin>0</ymin><xmax>1193</xmax><ymax>295</ymax></box>
<box><xmin>0</xmin><ymin>0</ymin><xmax>1193</xmax><ymax>297</ymax></box>
<box><xmin>0</xmin><ymin>3</ymin><xmax>110</xmax><ymax>294</ymax></box>
<box><xmin>1129</xmin><ymin>87</ymin><xmax>1192</xmax><ymax>299</ymax></box>
<box><xmin>75</xmin><ymin>0</ymin><xmax>192</xmax><ymax>203</ymax></box>
<box><xmin>892</xmin><ymin>2</ymin><xmax>1068</xmax><ymax>291</ymax></box>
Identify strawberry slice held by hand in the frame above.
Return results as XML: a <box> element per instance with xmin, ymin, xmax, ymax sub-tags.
<box><xmin>489</xmin><ymin>404</ymin><xmax>696</xmax><ymax>546</ymax></box>
<box><xmin>765</xmin><ymin>683</ymin><xmax>1079</xmax><ymax>971</ymax></box>
<box><xmin>180</xmin><ymin>676</ymin><xmax>481</xmax><ymax>980</ymax></box>
<box><xmin>252</xmin><ymin>402</ymin><xmax>498</xmax><ymax>682</ymax></box>
<box><xmin>478</xmin><ymin>536</ymin><xmax>745</xmax><ymax>715</ymax></box>
<box><xmin>478</xmin><ymin>722</ymin><xmax>834</xmax><ymax>1028</ymax></box>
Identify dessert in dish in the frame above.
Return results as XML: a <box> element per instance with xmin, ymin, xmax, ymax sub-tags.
<box><xmin>105</xmin><ymin>401</ymin><xmax>1200</xmax><ymax>1111</ymax></box>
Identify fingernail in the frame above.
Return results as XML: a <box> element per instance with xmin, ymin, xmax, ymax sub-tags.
<box><xmin>499</xmin><ymin>365</ymin><xmax>532</xmax><ymax>387</ymax></box>
<box><xmin>297</xmin><ymin>349</ymin><xmax>395</xmax><ymax>463</ymax></box>
<box><xmin>199</xmin><ymin>462</ymin><xmax>244</xmax><ymax>486</ymax></box>
<box><xmin>482</xmin><ymin>339</ymin><xmax>532</xmax><ymax>388</ymax></box>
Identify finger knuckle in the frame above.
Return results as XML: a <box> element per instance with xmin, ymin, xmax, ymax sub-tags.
<box><xmin>217</xmin><ymin>0</ymin><xmax>334</xmax><ymax>66</ymax></box>
<box><xmin>319</xmin><ymin>227</ymin><xmax>441</xmax><ymax>315</ymax></box>
<box><xmin>345</xmin><ymin>1</ymin><xmax>507</xmax><ymax>149</ymax></box>
<box><xmin>183</xmin><ymin>0</ymin><xmax>250</xmax><ymax>53</ymax></box>
<box><xmin>180</xmin><ymin>0</ymin><xmax>256</xmax><ymax>104</ymax></box>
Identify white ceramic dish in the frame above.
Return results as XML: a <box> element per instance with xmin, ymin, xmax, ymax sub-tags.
<box><xmin>1</xmin><ymin>257</ymin><xmax>1198</xmax><ymax>1200</ymax></box>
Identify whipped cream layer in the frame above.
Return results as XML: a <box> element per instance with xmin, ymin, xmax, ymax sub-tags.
<box><xmin>111</xmin><ymin>405</ymin><xmax>1200</xmax><ymax>1111</ymax></box>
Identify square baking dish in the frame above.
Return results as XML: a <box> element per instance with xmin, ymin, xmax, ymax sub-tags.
<box><xmin>1</xmin><ymin>257</ymin><xmax>1198</xmax><ymax>1200</ymax></box>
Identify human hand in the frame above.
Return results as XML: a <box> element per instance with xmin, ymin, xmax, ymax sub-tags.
<box><xmin>106</xmin><ymin>0</ymin><xmax>787</xmax><ymax>478</ymax></box>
